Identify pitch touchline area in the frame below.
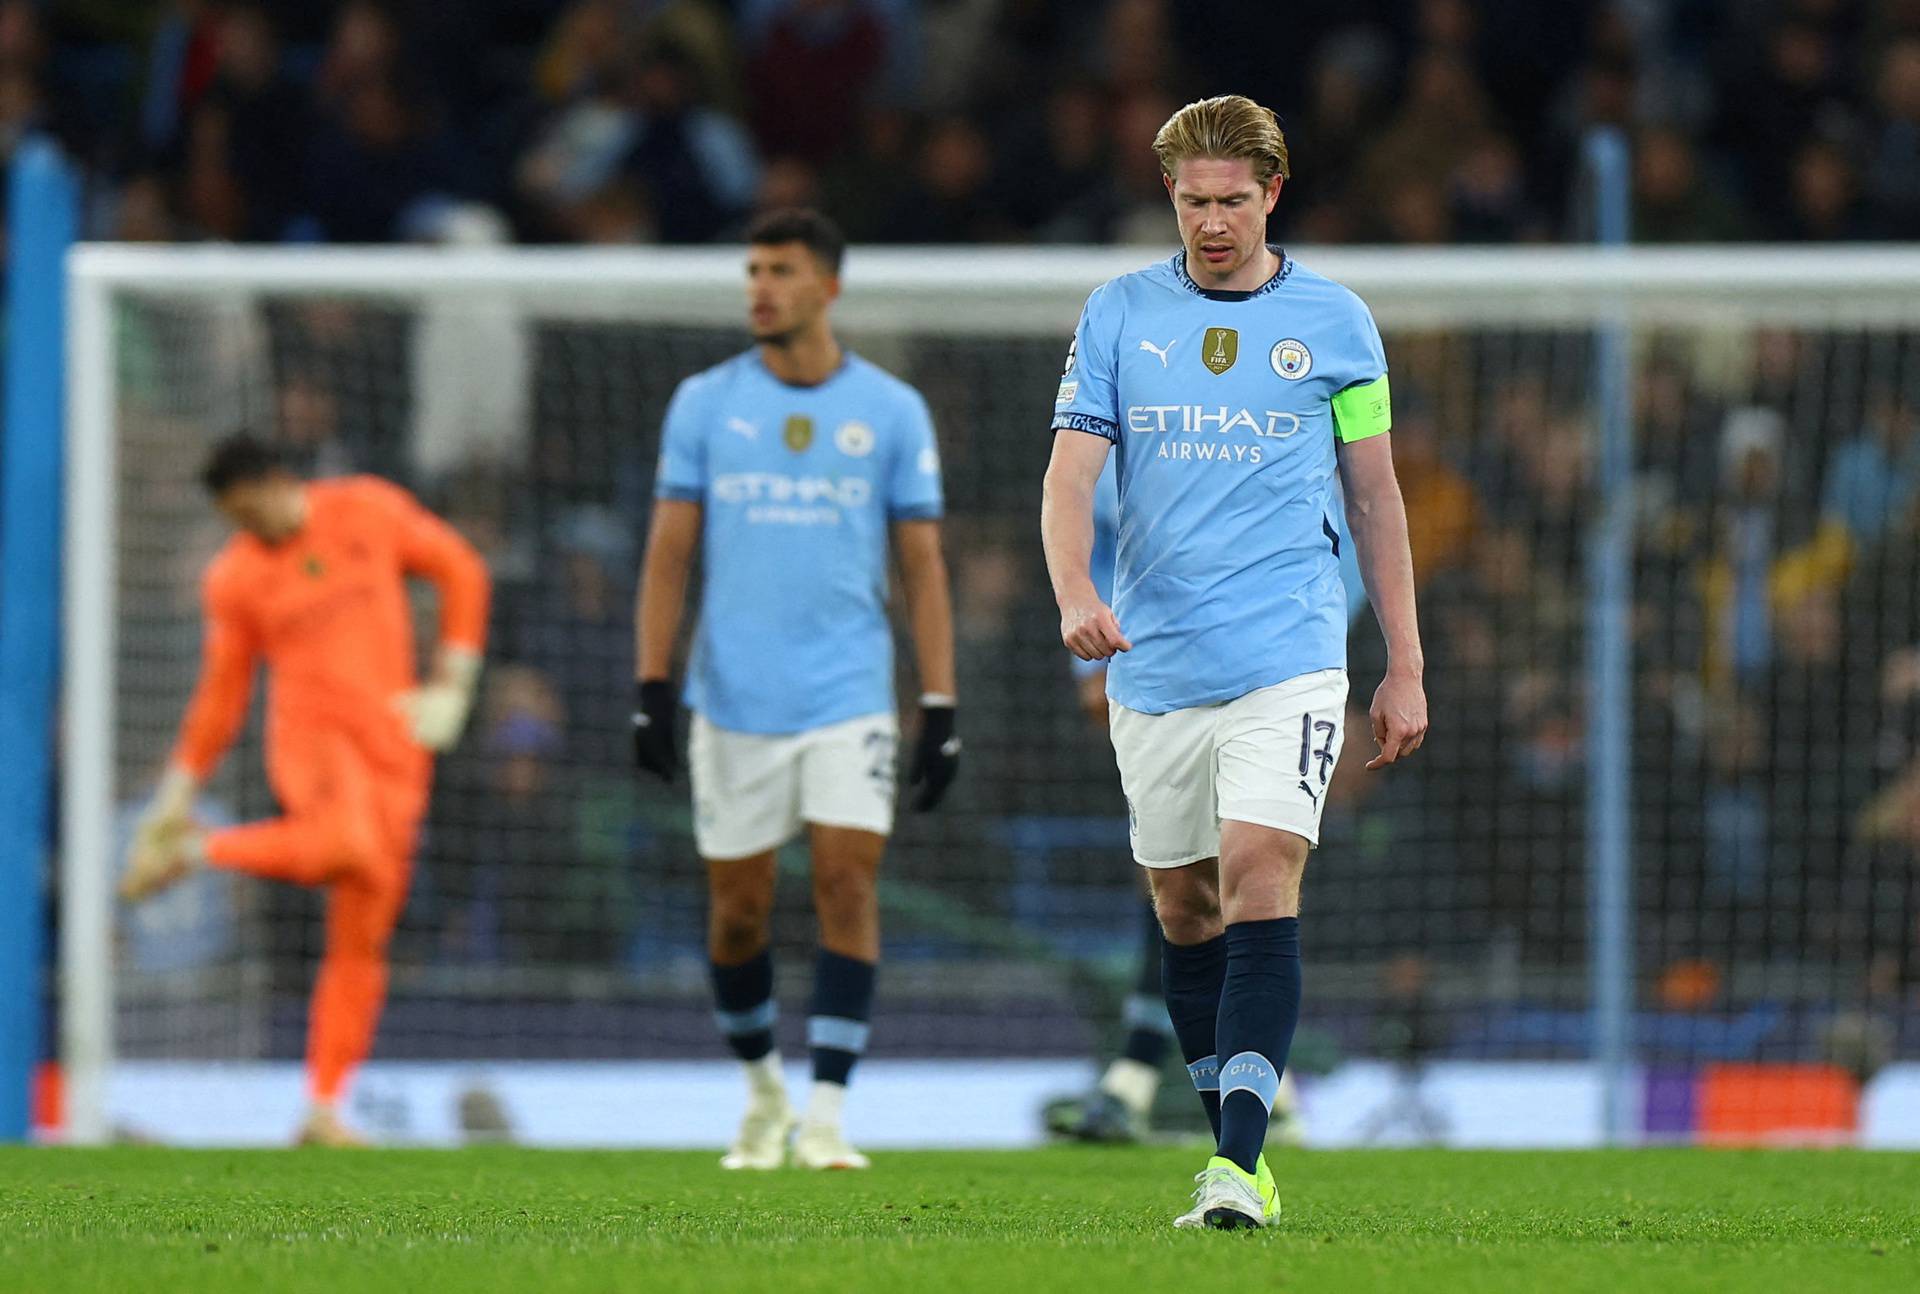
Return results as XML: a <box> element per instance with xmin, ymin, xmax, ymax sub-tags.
<box><xmin>2</xmin><ymin>1147</ymin><xmax>1915</xmax><ymax>1293</ymax></box>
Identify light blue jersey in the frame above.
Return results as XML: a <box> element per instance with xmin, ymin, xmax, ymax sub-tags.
<box><xmin>656</xmin><ymin>349</ymin><xmax>943</xmax><ymax>733</ymax></box>
<box><xmin>1052</xmin><ymin>250</ymin><xmax>1391</xmax><ymax>714</ymax></box>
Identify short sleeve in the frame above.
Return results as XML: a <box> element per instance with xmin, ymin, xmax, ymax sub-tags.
<box><xmin>1050</xmin><ymin>284</ymin><xmax>1121</xmax><ymax>442</ymax></box>
<box><xmin>1331</xmin><ymin>296</ymin><xmax>1391</xmax><ymax>444</ymax></box>
<box><xmin>888</xmin><ymin>390</ymin><xmax>944</xmax><ymax>521</ymax></box>
<box><xmin>655</xmin><ymin>378</ymin><xmax>707</xmax><ymax>502</ymax></box>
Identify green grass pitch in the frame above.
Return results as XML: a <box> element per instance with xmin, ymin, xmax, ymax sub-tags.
<box><xmin>4</xmin><ymin>1146</ymin><xmax>1917</xmax><ymax>1292</ymax></box>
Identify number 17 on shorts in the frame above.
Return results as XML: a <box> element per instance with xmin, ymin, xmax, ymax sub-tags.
<box><xmin>1108</xmin><ymin>668</ymin><xmax>1349</xmax><ymax>868</ymax></box>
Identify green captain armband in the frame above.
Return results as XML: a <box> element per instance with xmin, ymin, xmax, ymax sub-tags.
<box><xmin>1331</xmin><ymin>374</ymin><xmax>1392</xmax><ymax>443</ymax></box>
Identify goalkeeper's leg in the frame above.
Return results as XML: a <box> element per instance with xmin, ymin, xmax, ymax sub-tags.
<box><xmin>299</xmin><ymin>860</ymin><xmax>409</xmax><ymax>1145</ymax></box>
<box><xmin>202</xmin><ymin>731</ymin><xmax>419</xmax><ymax>887</ymax></box>
<box><xmin>300</xmin><ymin>775</ymin><xmax>425</xmax><ymax>1146</ymax></box>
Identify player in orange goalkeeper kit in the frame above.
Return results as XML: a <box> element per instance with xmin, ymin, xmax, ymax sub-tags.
<box><xmin>121</xmin><ymin>434</ymin><xmax>490</xmax><ymax>1146</ymax></box>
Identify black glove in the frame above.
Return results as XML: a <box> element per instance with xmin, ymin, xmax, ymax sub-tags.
<box><xmin>632</xmin><ymin>679</ymin><xmax>680</xmax><ymax>782</ymax></box>
<box><xmin>907</xmin><ymin>703</ymin><xmax>960</xmax><ymax>812</ymax></box>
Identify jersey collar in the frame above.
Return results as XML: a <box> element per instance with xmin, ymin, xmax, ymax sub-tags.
<box><xmin>1173</xmin><ymin>244</ymin><xmax>1292</xmax><ymax>301</ymax></box>
<box><xmin>753</xmin><ymin>346</ymin><xmax>853</xmax><ymax>390</ymax></box>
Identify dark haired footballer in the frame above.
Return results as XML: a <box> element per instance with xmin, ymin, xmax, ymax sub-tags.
<box><xmin>633</xmin><ymin>209</ymin><xmax>960</xmax><ymax>1170</ymax></box>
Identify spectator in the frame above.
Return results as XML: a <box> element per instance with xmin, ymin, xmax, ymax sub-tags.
<box><xmin>1767</xmin><ymin>582</ymin><xmax>1873</xmax><ymax>880</ymax></box>
<box><xmin>1822</xmin><ymin>387</ymin><xmax>1920</xmax><ymax>544</ymax></box>
<box><xmin>1371</xmin><ymin>175</ymin><xmax>1454</xmax><ymax>244</ymax></box>
<box><xmin>622</xmin><ymin>41</ymin><xmax>758</xmax><ymax>241</ymax></box>
<box><xmin>1781</xmin><ymin>134</ymin><xmax>1871</xmax><ymax>240</ymax></box>
<box><xmin>1447</xmin><ymin>134</ymin><xmax>1543</xmax><ymax>243</ymax></box>
<box><xmin>879</xmin><ymin>115</ymin><xmax>1006</xmax><ymax>243</ymax></box>
<box><xmin>1713</xmin><ymin>15</ymin><xmax>1853</xmax><ymax>227</ymax></box>
<box><xmin>1101</xmin><ymin>0</ymin><xmax>1182</xmax><ymax>97</ymax></box>
<box><xmin>1106</xmin><ymin>87</ymin><xmax>1180</xmax><ymax>245</ymax></box>
<box><xmin>1388</xmin><ymin>394</ymin><xmax>1482</xmax><ymax>584</ymax></box>
<box><xmin>1701</xmin><ymin>691</ymin><xmax>1770</xmax><ymax>900</ymax></box>
<box><xmin>1866</xmin><ymin>38</ymin><xmax>1920</xmax><ymax>236</ymax></box>
<box><xmin>518</xmin><ymin>39</ymin><xmax>758</xmax><ymax>243</ymax></box>
<box><xmin>498</xmin><ymin>506</ymin><xmax>634</xmax><ymax>769</ymax></box>
<box><xmin>1701</xmin><ymin>408</ymin><xmax>1804</xmax><ymax>690</ymax></box>
<box><xmin>1632</xmin><ymin>123</ymin><xmax>1750</xmax><ymax>242</ymax></box>
<box><xmin>112</xmin><ymin>170</ymin><xmax>177</xmax><ymax>241</ymax></box>
<box><xmin>314</xmin><ymin>0</ymin><xmax>401</xmax><ymax>109</ymax></box>
<box><xmin>818</xmin><ymin>106</ymin><xmax>914</xmax><ymax>242</ymax></box>
<box><xmin>300</xmin><ymin>74</ymin><xmax>464</xmax><ymax>242</ymax></box>
<box><xmin>993</xmin><ymin>81</ymin><xmax>1115</xmax><ymax>243</ymax></box>
<box><xmin>1634</xmin><ymin>349</ymin><xmax>1725</xmax><ymax>537</ymax></box>
<box><xmin>745</xmin><ymin>0</ymin><xmax>887</xmax><ymax>165</ymax></box>
<box><xmin>1355</xmin><ymin>49</ymin><xmax>1496</xmax><ymax>226</ymax></box>
<box><xmin>198</xmin><ymin>2</ymin><xmax>311</xmax><ymax>241</ymax></box>
<box><xmin>531</xmin><ymin>0</ymin><xmax>629</xmax><ymax>105</ymax></box>
<box><xmin>1278</xmin><ymin>26</ymin><xmax>1395</xmax><ymax>241</ymax></box>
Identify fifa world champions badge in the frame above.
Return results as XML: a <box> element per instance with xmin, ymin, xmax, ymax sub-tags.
<box><xmin>1202</xmin><ymin>327</ymin><xmax>1239</xmax><ymax>375</ymax></box>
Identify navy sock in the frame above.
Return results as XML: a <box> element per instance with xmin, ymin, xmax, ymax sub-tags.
<box><xmin>1161</xmin><ymin>931</ymin><xmax>1228</xmax><ymax>1142</ymax></box>
<box><xmin>808</xmin><ymin>950</ymin><xmax>876</xmax><ymax>1087</ymax></box>
<box><xmin>1121</xmin><ymin>901</ymin><xmax>1173</xmax><ymax>1067</ymax></box>
<box><xmin>1216</xmin><ymin>917</ymin><xmax>1302</xmax><ymax>1174</ymax></box>
<box><xmin>710</xmin><ymin>949</ymin><xmax>776</xmax><ymax>1063</ymax></box>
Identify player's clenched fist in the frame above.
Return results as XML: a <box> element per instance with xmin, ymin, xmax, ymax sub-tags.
<box><xmin>632</xmin><ymin>678</ymin><xmax>681</xmax><ymax>782</ymax></box>
<box><xmin>1059</xmin><ymin>596</ymin><xmax>1132</xmax><ymax>662</ymax></box>
<box><xmin>1366</xmin><ymin>669</ymin><xmax>1429</xmax><ymax>770</ymax></box>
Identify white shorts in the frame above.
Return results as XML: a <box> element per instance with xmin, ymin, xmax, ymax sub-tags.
<box><xmin>1108</xmin><ymin>669</ymin><xmax>1349</xmax><ymax>868</ymax></box>
<box><xmin>688</xmin><ymin>711</ymin><xmax>897</xmax><ymax>860</ymax></box>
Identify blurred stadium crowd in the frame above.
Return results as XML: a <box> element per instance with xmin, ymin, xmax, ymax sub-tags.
<box><xmin>112</xmin><ymin>307</ymin><xmax>1920</xmax><ymax>1069</ymax></box>
<box><xmin>5</xmin><ymin>0</ymin><xmax>1920</xmax><ymax>249</ymax></box>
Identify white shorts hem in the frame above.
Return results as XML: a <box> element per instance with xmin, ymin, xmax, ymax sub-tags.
<box><xmin>697</xmin><ymin>828</ymin><xmax>798</xmax><ymax>863</ymax></box>
<box><xmin>1219</xmin><ymin>813</ymin><xmax>1322</xmax><ymax>849</ymax></box>
<box><xmin>1132</xmin><ymin>847</ymin><xmax>1219</xmax><ymax>870</ymax></box>
<box><xmin>800</xmin><ymin>813</ymin><xmax>893</xmax><ymax>839</ymax></box>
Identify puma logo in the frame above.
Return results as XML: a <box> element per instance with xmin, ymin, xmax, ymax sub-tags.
<box><xmin>1139</xmin><ymin>338</ymin><xmax>1177</xmax><ymax>367</ymax></box>
<box><xmin>1298</xmin><ymin>779</ymin><xmax>1321</xmax><ymax>807</ymax></box>
<box><xmin>725</xmin><ymin>417</ymin><xmax>759</xmax><ymax>439</ymax></box>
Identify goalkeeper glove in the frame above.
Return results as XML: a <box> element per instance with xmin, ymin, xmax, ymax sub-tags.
<box><xmin>133</xmin><ymin>764</ymin><xmax>197</xmax><ymax>844</ymax></box>
<box><xmin>907</xmin><ymin>700</ymin><xmax>960</xmax><ymax>812</ymax></box>
<box><xmin>394</xmin><ymin>646</ymin><xmax>482</xmax><ymax>751</ymax></box>
<box><xmin>632</xmin><ymin>679</ymin><xmax>680</xmax><ymax>782</ymax></box>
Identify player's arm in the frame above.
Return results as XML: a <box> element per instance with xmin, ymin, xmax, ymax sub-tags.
<box><xmin>894</xmin><ymin>520</ymin><xmax>955</xmax><ymax>697</ymax></box>
<box><xmin>148</xmin><ymin>571</ymin><xmax>260</xmax><ymax>836</ymax></box>
<box><xmin>886</xmin><ymin>390</ymin><xmax>959</xmax><ymax>810</ymax></box>
<box><xmin>894</xmin><ymin>518</ymin><xmax>960</xmax><ymax>810</ymax></box>
<box><xmin>1042</xmin><ymin>430</ymin><xmax>1131</xmax><ymax>660</ymax></box>
<box><xmin>632</xmin><ymin>378</ymin><xmax>709</xmax><ymax>782</ymax></box>
<box><xmin>1335</xmin><ymin>412</ymin><xmax>1428</xmax><ymax>769</ymax></box>
<box><xmin>388</xmin><ymin>482</ymin><xmax>493</xmax><ymax>750</ymax></box>
<box><xmin>632</xmin><ymin>498</ymin><xmax>701</xmax><ymax>781</ymax></box>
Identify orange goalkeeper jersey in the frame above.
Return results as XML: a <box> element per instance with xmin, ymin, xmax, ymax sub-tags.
<box><xmin>170</xmin><ymin>476</ymin><xmax>490</xmax><ymax>779</ymax></box>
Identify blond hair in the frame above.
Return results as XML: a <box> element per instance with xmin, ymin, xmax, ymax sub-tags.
<box><xmin>1152</xmin><ymin>95</ymin><xmax>1290</xmax><ymax>185</ymax></box>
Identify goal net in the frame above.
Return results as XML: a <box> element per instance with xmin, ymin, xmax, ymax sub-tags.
<box><xmin>62</xmin><ymin>245</ymin><xmax>1920</xmax><ymax>1148</ymax></box>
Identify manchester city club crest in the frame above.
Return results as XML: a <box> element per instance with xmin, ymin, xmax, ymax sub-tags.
<box><xmin>835</xmin><ymin>420</ymin><xmax>875</xmax><ymax>457</ymax></box>
<box><xmin>1202</xmin><ymin>327</ymin><xmax>1238</xmax><ymax>375</ymax></box>
<box><xmin>1270</xmin><ymin>338</ymin><xmax>1313</xmax><ymax>380</ymax></box>
<box><xmin>783</xmin><ymin>414</ymin><xmax>814</xmax><ymax>452</ymax></box>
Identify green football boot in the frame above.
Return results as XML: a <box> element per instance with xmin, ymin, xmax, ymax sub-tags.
<box><xmin>1172</xmin><ymin>1153</ymin><xmax>1278</xmax><ymax>1229</ymax></box>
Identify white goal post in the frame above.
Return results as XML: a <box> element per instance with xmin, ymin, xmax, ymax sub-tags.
<box><xmin>62</xmin><ymin>244</ymin><xmax>1920</xmax><ymax>1147</ymax></box>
